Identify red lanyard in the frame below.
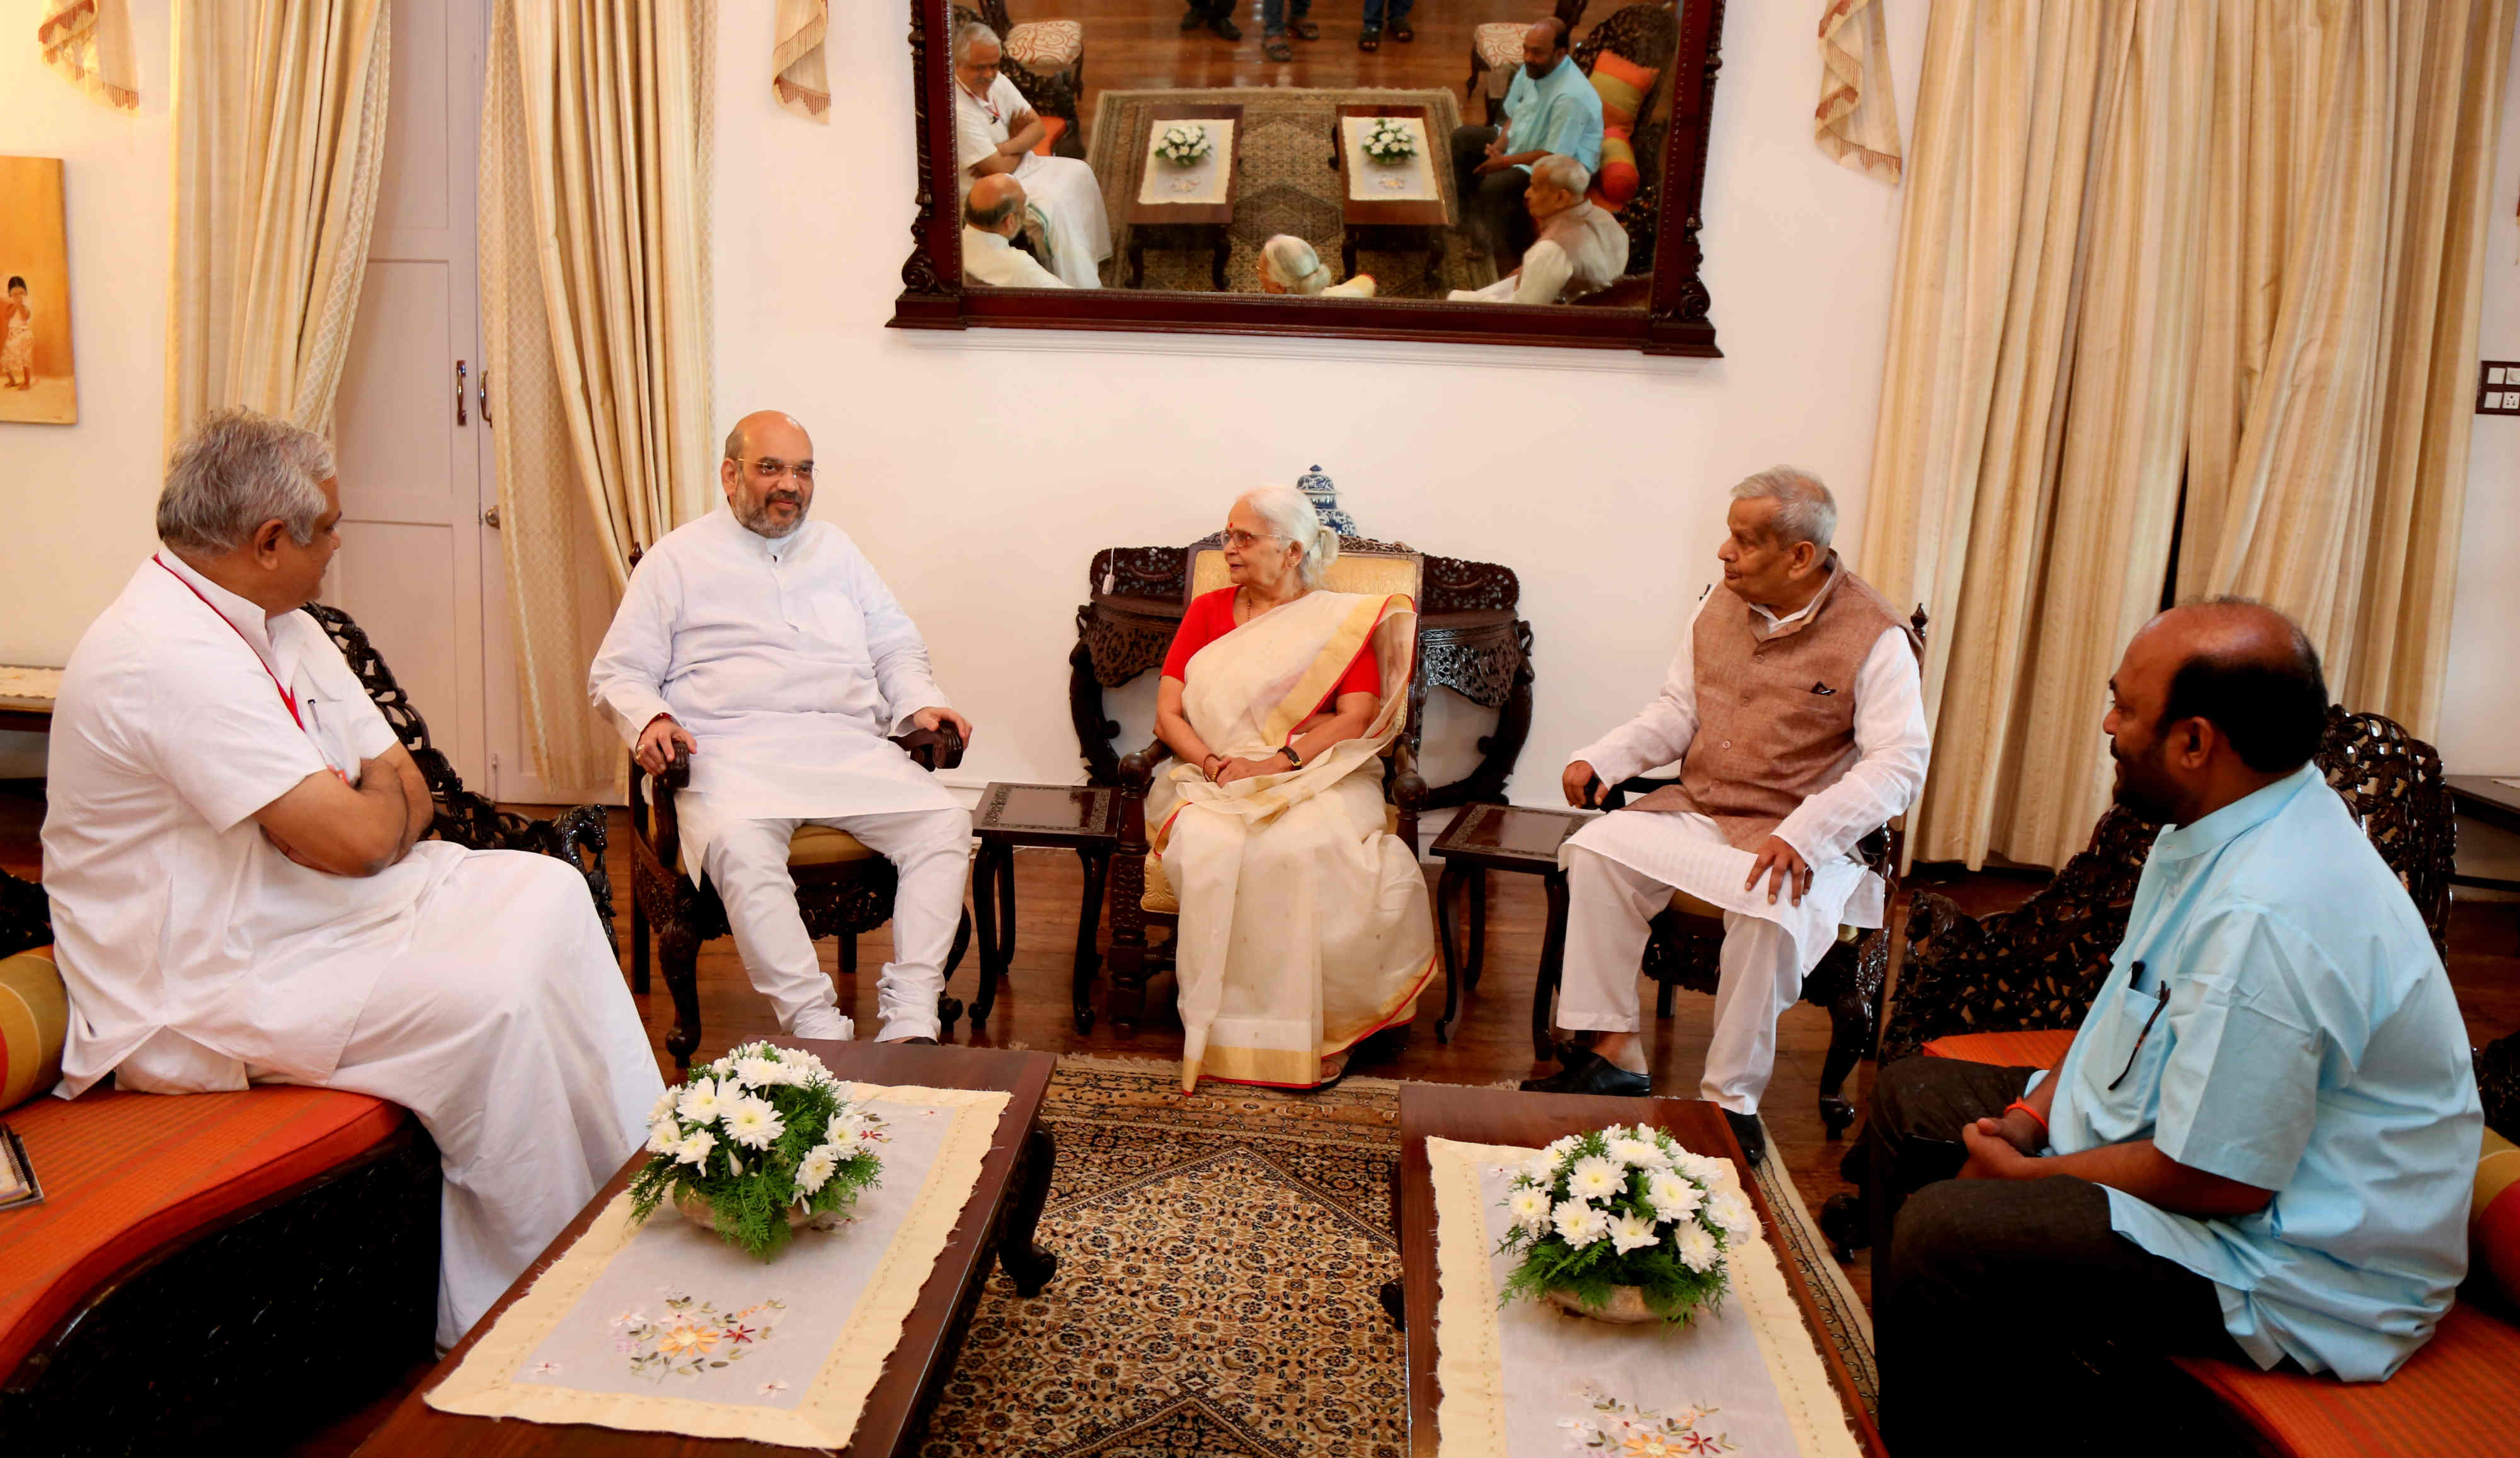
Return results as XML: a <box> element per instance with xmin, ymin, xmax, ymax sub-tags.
<box><xmin>154</xmin><ymin>555</ymin><xmax>311</xmax><ymax>733</ymax></box>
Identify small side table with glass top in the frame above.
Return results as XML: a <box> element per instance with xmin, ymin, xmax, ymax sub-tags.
<box><xmin>1427</xmin><ymin>802</ymin><xmax>1591</xmax><ymax>1056</ymax></box>
<box><xmin>968</xmin><ymin>782</ymin><xmax>1120</xmax><ymax>1035</ymax></box>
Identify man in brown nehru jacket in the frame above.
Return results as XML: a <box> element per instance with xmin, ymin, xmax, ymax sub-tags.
<box><xmin>1526</xmin><ymin>467</ymin><xmax>1929</xmax><ymax>1164</ymax></box>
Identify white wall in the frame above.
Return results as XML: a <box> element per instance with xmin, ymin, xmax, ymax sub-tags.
<box><xmin>2436</xmin><ymin>30</ymin><xmax>2520</xmax><ymax>775</ymax></box>
<box><xmin>713</xmin><ymin>0</ymin><xmax>1930</xmax><ymax>800</ymax></box>
<box><xmin>0</xmin><ymin>1</ymin><xmax>172</xmax><ymax>779</ymax></box>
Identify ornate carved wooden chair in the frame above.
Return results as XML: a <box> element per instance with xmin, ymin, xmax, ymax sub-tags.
<box><xmin>1102</xmin><ymin>542</ymin><xmax>1429</xmax><ymax>1037</ymax></box>
<box><xmin>953</xmin><ymin>1</ymin><xmax>1084</xmax><ymax>157</ymax></box>
<box><xmin>1568</xmin><ymin>603</ymin><xmax>1928</xmax><ymax>1139</ymax></box>
<box><xmin>1570</xmin><ymin>1</ymin><xmax>1681</xmax><ymax>273</ymax></box>
<box><xmin>626</xmin><ymin>734</ymin><xmax>973</xmax><ymax>1071</ymax></box>
<box><xmin>1467</xmin><ymin>0</ymin><xmax>1591</xmax><ymax>125</ymax></box>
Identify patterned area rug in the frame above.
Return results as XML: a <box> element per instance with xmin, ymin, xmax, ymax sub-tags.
<box><xmin>919</xmin><ymin>1058</ymin><xmax>1877</xmax><ymax>1455</ymax></box>
<box><xmin>1086</xmin><ymin>88</ymin><xmax>1492</xmax><ymax>299</ymax></box>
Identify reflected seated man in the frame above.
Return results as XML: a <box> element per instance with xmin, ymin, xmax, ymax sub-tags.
<box><xmin>1527</xmin><ymin>467</ymin><xmax>1928</xmax><ymax>1167</ymax></box>
<box><xmin>1147</xmin><ymin>485</ymin><xmax>1435</xmax><ymax>1093</ymax></box>
<box><xmin>1446</xmin><ymin>156</ymin><xmax>1629</xmax><ymax>305</ymax></box>
<box><xmin>953</xmin><ymin>21</ymin><xmax>1109</xmax><ymax>290</ymax></box>
<box><xmin>1257</xmin><ymin>235</ymin><xmax>1376</xmax><ymax>299</ymax></box>
<box><xmin>962</xmin><ymin>175</ymin><xmax>1065</xmax><ymax>289</ymax></box>
<box><xmin>1450</xmin><ymin>18</ymin><xmax>1603</xmax><ymax>261</ymax></box>
<box><xmin>1867</xmin><ymin>601</ymin><xmax>2482</xmax><ymax>1454</ymax></box>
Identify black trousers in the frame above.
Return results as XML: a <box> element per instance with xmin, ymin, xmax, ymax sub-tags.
<box><xmin>1448</xmin><ymin>125</ymin><xmax>1534</xmax><ymax>259</ymax></box>
<box><xmin>1868</xmin><ymin>1056</ymin><xmax>2253</xmax><ymax>1457</ymax></box>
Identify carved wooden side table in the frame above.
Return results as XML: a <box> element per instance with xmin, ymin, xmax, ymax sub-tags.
<box><xmin>1427</xmin><ymin>802</ymin><xmax>1590</xmax><ymax>1056</ymax></box>
<box><xmin>968</xmin><ymin>782</ymin><xmax>1120</xmax><ymax>1035</ymax></box>
<box><xmin>1069</xmin><ymin>533</ymin><xmax>1535</xmax><ymax>805</ymax></box>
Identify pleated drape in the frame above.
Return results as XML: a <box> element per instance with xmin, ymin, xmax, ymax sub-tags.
<box><xmin>1861</xmin><ymin>0</ymin><xmax>2512</xmax><ymax>870</ymax></box>
<box><xmin>166</xmin><ymin>0</ymin><xmax>391</xmax><ymax>440</ymax></box>
<box><xmin>479</xmin><ymin>0</ymin><xmax>713</xmax><ymax>793</ymax></box>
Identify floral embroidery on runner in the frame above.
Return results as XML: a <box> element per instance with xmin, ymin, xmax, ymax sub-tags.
<box><xmin>605</xmin><ymin>1290</ymin><xmax>790</xmax><ymax>1382</ymax></box>
<box><xmin>1559</xmin><ymin>1382</ymin><xmax>1739</xmax><ymax>1455</ymax></box>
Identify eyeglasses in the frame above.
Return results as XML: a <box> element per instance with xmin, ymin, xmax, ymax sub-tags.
<box><xmin>1222</xmin><ymin>530</ymin><xmax>1284</xmax><ymax>551</ymax></box>
<box><xmin>739</xmin><ymin>457</ymin><xmax>816</xmax><ymax>483</ymax></box>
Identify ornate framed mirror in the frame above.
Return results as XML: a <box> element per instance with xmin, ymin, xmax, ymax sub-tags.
<box><xmin>891</xmin><ymin>0</ymin><xmax>1727</xmax><ymax>356</ymax></box>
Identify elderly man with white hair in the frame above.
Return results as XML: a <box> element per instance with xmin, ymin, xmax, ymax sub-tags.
<box><xmin>963</xmin><ymin>174</ymin><xmax>1065</xmax><ymax>288</ymax></box>
<box><xmin>1527</xmin><ymin>467</ymin><xmax>1929</xmax><ymax>1165</ymax></box>
<box><xmin>1257</xmin><ymin>235</ymin><xmax>1377</xmax><ymax>298</ymax></box>
<box><xmin>42</xmin><ymin>407</ymin><xmax>662</xmax><ymax>1349</ymax></box>
<box><xmin>952</xmin><ymin>21</ymin><xmax>1108</xmax><ymax>288</ymax></box>
<box><xmin>1446</xmin><ymin>156</ymin><xmax>1629</xmax><ymax>305</ymax></box>
<box><xmin>590</xmin><ymin>410</ymin><xmax>976</xmax><ymax>1045</ymax></box>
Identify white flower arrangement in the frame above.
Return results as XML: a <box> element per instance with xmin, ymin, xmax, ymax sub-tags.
<box><xmin>1361</xmin><ymin>117</ymin><xmax>1418</xmax><ymax>165</ymax></box>
<box><xmin>629</xmin><ymin>1041</ymin><xmax>885</xmax><ymax>1260</ymax></box>
<box><xmin>1496</xmin><ymin>1122</ymin><xmax>1755</xmax><ymax>1323</ymax></box>
<box><xmin>1155</xmin><ymin>122</ymin><xmax>1213</xmax><ymax>167</ymax></box>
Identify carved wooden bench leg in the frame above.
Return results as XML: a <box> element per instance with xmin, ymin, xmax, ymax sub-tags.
<box><xmin>1378</xmin><ymin>1155</ymin><xmax>1406</xmax><ymax>1331</ymax></box>
<box><xmin>629</xmin><ymin>890</ymin><xmax>651</xmax><ymax>995</ymax></box>
<box><xmin>999</xmin><ymin>1123</ymin><xmax>1060</xmax><ymax>1297</ymax></box>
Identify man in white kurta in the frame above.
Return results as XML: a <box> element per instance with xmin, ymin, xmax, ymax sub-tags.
<box><xmin>41</xmin><ymin>409</ymin><xmax>662</xmax><ymax>1349</ymax></box>
<box><xmin>1528</xmin><ymin>469</ymin><xmax>1928</xmax><ymax>1162</ymax></box>
<box><xmin>589</xmin><ymin>411</ymin><xmax>975</xmax><ymax>1044</ymax></box>
<box><xmin>953</xmin><ymin>23</ymin><xmax>1109</xmax><ymax>290</ymax></box>
<box><xmin>963</xmin><ymin>174</ymin><xmax>1068</xmax><ymax>288</ymax></box>
<box><xmin>1446</xmin><ymin>156</ymin><xmax>1630</xmax><ymax>305</ymax></box>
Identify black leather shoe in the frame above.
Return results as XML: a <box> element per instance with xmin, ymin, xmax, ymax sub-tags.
<box><xmin>901</xmin><ymin>1035</ymin><xmax>939</xmax><ymax>1045</ymax></box>
<box><xmin>1208</xmin><ymin>14</ymin><xmax>1242</xmax><ymax>39</ymax></box>
<box><xmin>1180</xmin><ymin>6</ymin><xmax>1206</xmax><ymax>28</ymax></box>
<box><xmin>1723</xmin><ymin>1109</ymin><xmax>1767</xmax><ymax>1166</ymax></box>
<box><xmin>1519</xmin><ymin>1049</ymin><xmax>1650</xmax><ymax>1097</ymax></box>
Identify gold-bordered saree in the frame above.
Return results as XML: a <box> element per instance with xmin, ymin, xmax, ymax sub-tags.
<box><xmin>1150</xmin><ymin>589</ymin><xmax>1437</xmax><ymax>1092</ymax></box>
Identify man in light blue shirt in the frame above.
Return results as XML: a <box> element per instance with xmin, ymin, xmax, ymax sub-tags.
<box><xmin>1449</xmin><ymin>18</ymin><xmax>1603</xmax><ymax>260</ymax></box>
<box><xmin>1865</xmin><ymin>600</ymin><xmax>2480</xmax><ymax>1453</ymax></box>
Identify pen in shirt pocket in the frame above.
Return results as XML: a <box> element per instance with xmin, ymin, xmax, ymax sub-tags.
<box><xmin>2108</xmin><ymin>960</ymin><xmax>2171</xmax><ymax>1091</ymax></box>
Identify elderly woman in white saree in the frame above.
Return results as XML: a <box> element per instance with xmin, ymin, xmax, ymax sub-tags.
<box><xmin>1148</xmin><ymin>486</ymin><xmax>1437</xmax><ymax>1091</ymax></box>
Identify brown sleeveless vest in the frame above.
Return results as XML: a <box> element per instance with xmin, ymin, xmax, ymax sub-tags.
<box><xmin>1629</xmin><ymin>557</ymin><xmax>1919</xmax><ymax>850</ymax></box>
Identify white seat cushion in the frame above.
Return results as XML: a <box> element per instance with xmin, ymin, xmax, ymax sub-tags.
<box><xmin>1005</xmin><ymin>20</ymin><xmax>1082</xmax><ymax>71</ymax></box>
<box><xmin>1474</xmin><ymin>22</ymin><xmax>1525</xmax><ymax>69</ymax></box>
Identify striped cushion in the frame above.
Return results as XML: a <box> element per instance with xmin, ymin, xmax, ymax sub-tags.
<box><xmin>1</xmin><ymin>948</ymin><xmax>67</xmax><ymax>1112</ymax></box>
<box><xmin>1592</xmin><ymin>125</ymin><xmax>1639</xmax><ymax>208</ymax></box>
<box><xmin>1920</xmin><ymin>1028</ymin><xmax>2076</xmax><ymax>1069</ymax></box>
<box><xmin>2478</xmin><ymin>1127</ymin><xmax>2520</xmax><ymax>1308</ymax></box>
<box><xmin>1588</xmin><ymin>48</ymin><xmax>1657</xmax><ymax>130</ymax></box>
<box><xmin>1474</xmin><ymin>22</ymin><xmax>1525</xmax><ymax>69</ymax></box>
<box><xmin>2171</xmin><ymin>1303</ymin><xmax>2520</xmax><ymax>1457</ymax></box>
<box><xmin>0</xmin><ymin>1085</ymin><xmax>408</xmax><ymax>1377</ymax></box>
<box><xmin>1004</xmin><ymin>20</ymin><xmax>1082</xmax><ymax>71</ymax></box>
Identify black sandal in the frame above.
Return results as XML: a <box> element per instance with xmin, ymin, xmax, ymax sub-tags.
<box><xmin>1390</xmin><ymin>21</ymin><xmax>1414</xmax><ymax>41</ymax></box>
<box><xmin>1263</xmin><ymin>35</ymin><xmax>1293</xmax><ymax>60</ymax></box>
<box><xmin>1358</xmin><ymin>25</ymin><xmax>1380</xmax><ymax>50</ymax></box>
<box><xmin>1290</xmin><ymin>18</ymin><xmax>1320</xmax><ymax>38</ymax></box>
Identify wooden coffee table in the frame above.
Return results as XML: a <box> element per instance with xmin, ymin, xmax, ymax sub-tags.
<box><xmin>968</xmin><ymin>782</ymin><xmax>1118</xmax><ymax>1034</ymax></box>
<box><xmin>1126</xmin><ymin>102</ymin><xmax>1242</xmax><ymax>290</ymax></box>
<box><xmin>1386</xmin><ymin>1085</ymin><xmax>1886</xmax><ymax>1457</ymax></box>
<box><xmin>1428</xmin><ymin>802</ymin><xmax>1589</xmax><ymax>1054</ymax></box>
<box><xmin>352</xmin><ymin>1040</ymin><xmax>1058</xmax><ymax>1457</ymax></box>
<box><xmin>1327</xmin><ymin>102</ymin><xmax>1452</xmax><ymax>292</ymax></box>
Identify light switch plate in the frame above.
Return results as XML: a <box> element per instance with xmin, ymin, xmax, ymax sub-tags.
<box><xmin>2480</xmin><ymin>362</ymin><xmax>2520</xmax><ymax>415</ymax></box>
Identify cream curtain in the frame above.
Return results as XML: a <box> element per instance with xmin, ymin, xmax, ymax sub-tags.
<box><xmin>39</xmin><ymin>0</ymin><xmax>140</xmax><ymax>111</ymax></box>
<box><xmin>1862</xmin><ymin>0</ymin><xmax>2512</xmax><ymax>870</ymax></box>
<box><xmin>480</xmin><ymin>0</ymin><xmax>713</xmax><ymax>792</ymax></box>
<box><xmin>166</xmin><ymin>0</ymin><xmax>391</xmax><ymax>440</ymax></box>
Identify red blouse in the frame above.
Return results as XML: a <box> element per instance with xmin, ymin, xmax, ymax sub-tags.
<box><xmin>1161</xmin><ymin>588</ymin><xmax>1382</xmax><ymax>715</ymax></box>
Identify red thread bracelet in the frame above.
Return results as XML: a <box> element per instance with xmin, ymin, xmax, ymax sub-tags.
<box><xmin>2003</xmin><ymin>1098</ymin><xmax>2049</xmax><ymax>1137</ymax></box>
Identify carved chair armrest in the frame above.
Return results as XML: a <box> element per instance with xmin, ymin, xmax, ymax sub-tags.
<box><xmin>1390</xmin><ymin>736</ymin><xmax>1428</xmax><ymax>811</ymax></box>
<box><xmin>1600</xmin><ymin>772</ymin><xmax>1673</xmax><ymax>811</ymax></box>
<box><xmin>893</xmin><ymin>721</ymin><xmax>966</xmax><ymax>772</ymax></box>
<box><xmin>1873</xmin><ymin>889</ymin><xmax>1995</xmax><ymax>1061</ymax></box>
<box><xmin>631</xmin><ymin>751</ymin><xmax>690</xmax><ymax>878</ymax></box>
<box><xmin>1116</xmin><ymin>738</ymin><xmax>1172</xmax><ymax>855</ymax></box>
<box><xmin>1118</xmin><ymin>737</ymin><xmax>1173</xmax><ymax>794</ymax></box>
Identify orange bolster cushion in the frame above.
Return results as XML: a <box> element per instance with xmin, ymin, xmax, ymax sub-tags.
<box><xmin>1592</xmin><ymin>125</ymin><xmax>1640</xmax><ymax>208</ymax></box>
<box><xmin>0</xmin><ymin>947</ymin><xmax>67</xmax><ymax>1112</ymax></box>
<box><xmin>1589</xmin><ymin>50</ymin><xmax>1658</xmax><ymax>131</ymax></box>
<box><xmin>1034</xmin><ymin>115</ymin><xmax>1067</xmax><ymax>157</ymax></box>
<box><xmin>2478</xmin><ymin>1127</ymin><xmax>2520</xmax><ymax>1309</ymax></box>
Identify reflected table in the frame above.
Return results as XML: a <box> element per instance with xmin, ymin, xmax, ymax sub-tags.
<box><xmin>1327</xmin><ymin>102</ymin><xmax>1453</xmax><ymax>292</ymax></box>
<box><xmin>1126</xmin><ymin>102</ymin><xmax>1243</xmax><ymax>290</ymax></box>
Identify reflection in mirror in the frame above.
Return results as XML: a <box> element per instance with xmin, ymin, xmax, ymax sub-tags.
<box><xmin>946</xmin><ymin>0</ymin><xmax>1667</xmax><ymax>308</ymax></box>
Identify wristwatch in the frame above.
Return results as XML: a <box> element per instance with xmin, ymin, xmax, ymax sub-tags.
<box><xmin>1278</xmin><ymin>744</ymin><xmax>1304</xmax><ymax>771</ymax></box>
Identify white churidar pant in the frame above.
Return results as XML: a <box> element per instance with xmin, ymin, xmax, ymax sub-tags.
<box><xmin>1557</xmin><ymin>842</ymin><xmax>1807</xmax><ymax>1116</ymax></box>
<box><xmin>273</xmin><ymin>850</ymin><xmax>663</xmax><ymax>1349</ymax></box>
<box><xmin>690</xmin><ymin>802</ymin><xmax>973</xmax><ymax>1042</ymax></box>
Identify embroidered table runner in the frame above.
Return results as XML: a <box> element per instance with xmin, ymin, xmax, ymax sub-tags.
<box><xmin>1138</xmin><ymin>120</ymin><xmax>1237</xmax><ymax>206</ymax></box>
<box><xmin>1341</xmin><ymin>115</ymin><xmax>1440</xmax><ymax>202</ymax></box>
<box><xmin>426</xmin><ymin>1084</ymin><xmax>1011</xmax><ymax>1449</ymax></box>
<box><xmin>0</xmin><ymin>667</ymin><xmax>62</xmax><ymax>703</ymax></box>
<box><xmin>1429</xmin><ymin>1136</ymin><xmax>1859</xmax><ymax>1457</ymax></box>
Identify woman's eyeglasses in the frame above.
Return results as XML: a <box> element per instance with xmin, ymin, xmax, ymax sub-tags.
<box><xmin>740</xmin><ymin>457</ymin><xmax>815</xmax><ymax>483</ymax></box>
<box><xmin>1221</xmin><ymin>530</ymin><xmax>1283</xmax><ymax>550</ymax></box>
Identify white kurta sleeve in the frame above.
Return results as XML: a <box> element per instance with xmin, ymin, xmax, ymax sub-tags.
<box><xmin>841</xmin><ymin>542</ymin><xmax>947</xmax><ymax>734</ymax></box>
<box><xmin>1570</xmin><ymin>595</ymin><xmax>1707</xmax><ymax>787</ymax></box>
<box><xmin>1513</xmin><ymin>240</ymin><xmax>1575</xmax><ymax>305</ymax></box>
<box><xmin>587</xmin><ymin>552</ymin><xmax>680</xmax><ymax>744</ymax></box>
<box><xmin>1771</xmin><ymin>627</ymin><xmax>1930</xmax><ymax>865</ymax></box>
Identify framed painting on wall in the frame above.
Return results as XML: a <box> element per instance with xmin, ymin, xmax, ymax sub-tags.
<box><xmin>0</xmin><ymin>157</ymin><xmax>77</xmax><ymax>426</ymax></box>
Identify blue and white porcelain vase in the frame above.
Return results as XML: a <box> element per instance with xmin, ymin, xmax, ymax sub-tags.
<box><xmin>1296</xmin><ymin>464</ymin><xmax>1358</xmax><ymax>537</ymax></box>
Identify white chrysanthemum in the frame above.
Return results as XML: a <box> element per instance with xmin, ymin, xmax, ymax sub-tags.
<box><xmin>675</xmin><ymin>1128</ymin><xmax>717</xmax><ymax>1167</ymax></box>
<box><xmin>646</xmin><ymin>1116</ymin><xmax>681</xmax><ymax>1154</ymax></box>
<box><xmin>1554</xmin><ymin>1198</ymin><xmax>1610</xmax><ymax>1248</ymax></box>
<box><xmin>1705</xmin><ymin>1188</ymin><xmax>1756</xmax><ymax>1241</ymax></box>
<box><xmin>731</xmin><ymin>1056</ymin><xmax>782</xmax><ymax>1088</ymax></box>
<box><xmin>1675</xmin><ymin>1222</ymin><xmax>1720</xmax><ymax>1272</ymax></box>
<box><xmin>1605</xmin><ymin>1136</ymin><xmax>1669</xmax><ymax>1169</ymax></box>
<box><xmin>724</xmin><ymin>1095</ymin><xmax>786</xmax><ymax>1150</ymax></box>
<box><xmin>676</xmin><ymin>1078</ymin><xmax>725</xmax><ymax>1125</ymax></box>
<box><xmin>1542</xmin><ymin>1134</ymin><xmax>1580</xmax><ymax>1165</ymax></box>
<box><xmin>1608</xmin><ymin>1210</ymin><xmax>1661</xmax><ymax>1255</ymax></box>
<box><xmin>1645</xmin><ymin>1171</ymin><xmax>1702</xmax><ymax>1223</ymax></box>
<box><xmin>1522</xmin><ymin>1153</ymin><xmax>1559</xmax><ymax>1188</ymax></box>
<box><xmin>1673</xmin><ymin>1151</ymin><xmax>1728</xmax><ymax>1185</ymax></box>
<box><xmin>1508</xmin><ymin>1187</ymin><xmax>1552</xmax><ymax>1234</ymax></box>
<box><xmin>794</xmin><ymin>1145</ymin><xmax>839</xmax><ymax>1197</ymax></box>
<box><xmin>826</xmin><ymin>1108</ymin><xmax>868</xmax><ymax>1142</ymax></box>
<box><xmin>707</xmin><ymin>1057</ymin><xmax>735</xmax><ymax>1079</ymax></box>
<box><xmin>1567</xmin><ymin>1156</ymin><xmax>1624</xmax><ymax>1203</ymax></box>
<box><xmin>648</xmin><ymin>1088</ymin><xmax>679</xmax><ymax>1124</ymax></box>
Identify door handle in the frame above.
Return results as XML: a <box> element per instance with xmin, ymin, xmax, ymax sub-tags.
<box><xmin>481</xmin><ymin>505</ymin><xmax>501</xmax><ymax>530</ymax></box>
<box><xmin>479</xmin><ymin>368</ymin><xmax>493</xmax><ymax>426</ymax></box>
<box><xmin>456</xmin><ymin>360</ymin><xmax>469</xmax><ymax>426</ymax></box>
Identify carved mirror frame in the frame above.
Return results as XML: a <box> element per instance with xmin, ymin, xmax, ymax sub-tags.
<box><xmin>891</xmin><ymin>0</ymin><xmax>1727</xmax><ymax>356</ymax></box>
